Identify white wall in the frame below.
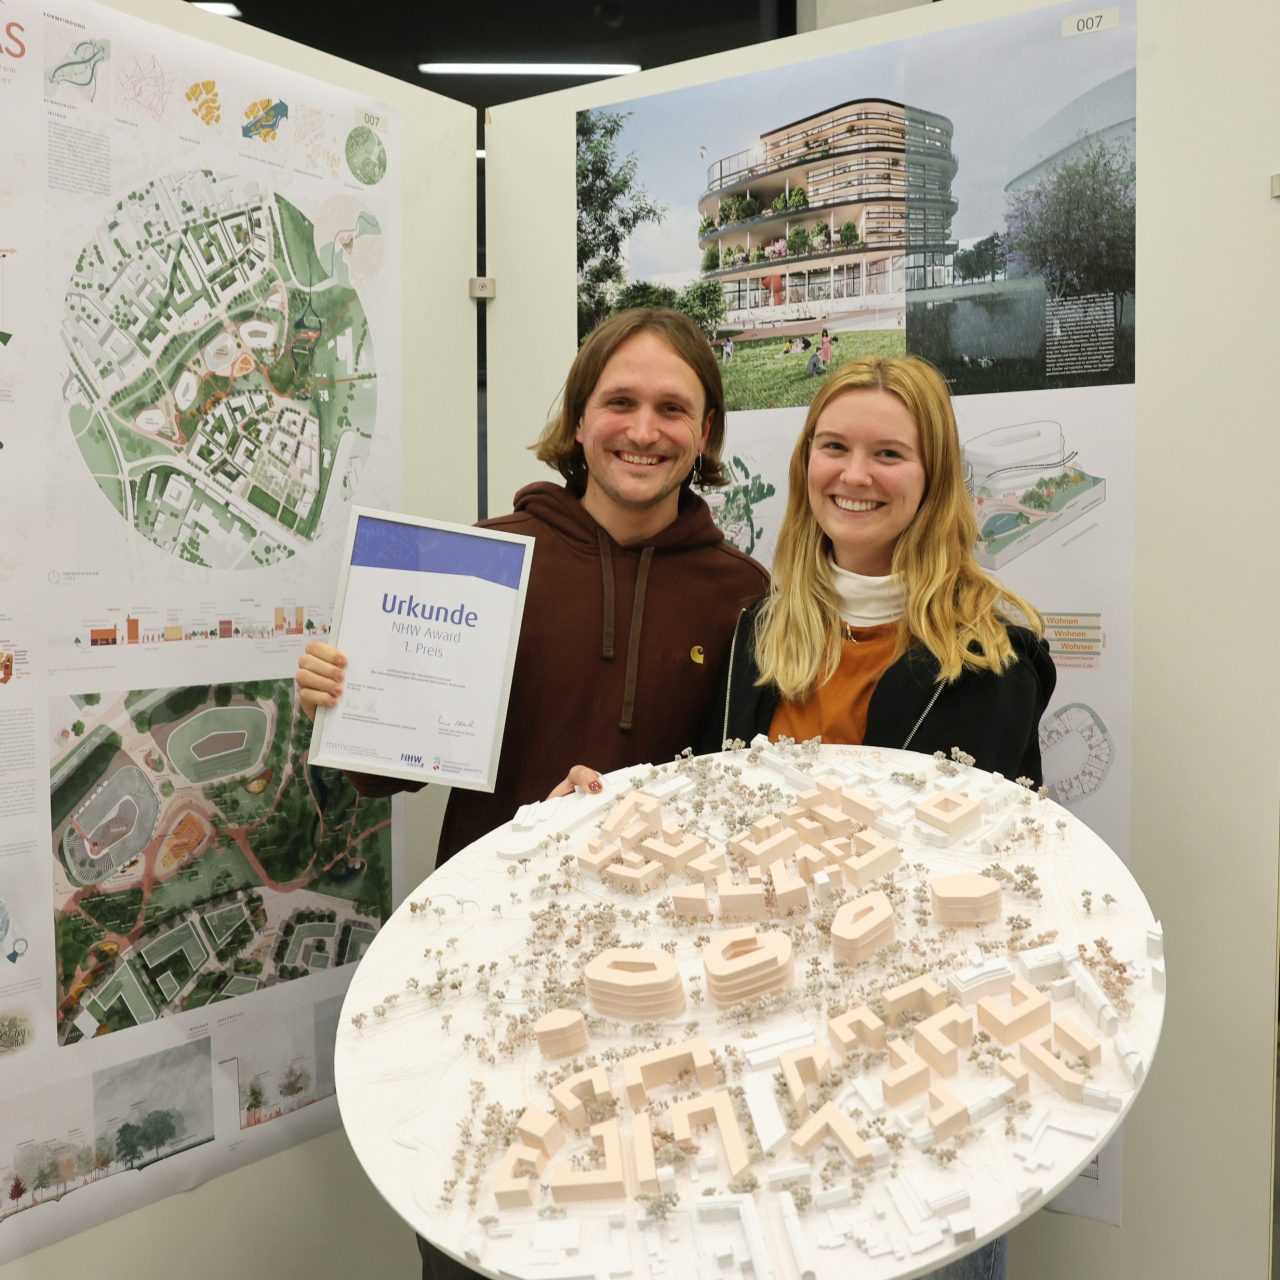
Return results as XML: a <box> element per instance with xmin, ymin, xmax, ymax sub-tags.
<box><xmin>0</xmin><ymin>1</ymin><xmax>474</xmax><ymax>1274</ymax></box>
<box><xmin>486</xmin><ymin>1</ymin><xmax>1280</xmax><ymax>1275</ymax></box>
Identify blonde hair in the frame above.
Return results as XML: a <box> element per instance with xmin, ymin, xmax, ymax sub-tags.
<box><xmin>534</xmin><ymin>308</ymin><xmax>728</xmax><ymax>494</ymax></box>
<box><xmin>754</xmin><ymin>355</ymin><xmax>1042</xmax><ymax>699</ymax></box>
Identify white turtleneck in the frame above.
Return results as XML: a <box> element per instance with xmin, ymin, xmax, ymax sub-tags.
<box><xmin>829</xmin><ymin>559</ymin><xmax>906</xmax><ymax>627</ymax></box>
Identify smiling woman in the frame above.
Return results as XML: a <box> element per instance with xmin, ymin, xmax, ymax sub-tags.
<box><xmin>712</xmin><ymin>355</ymin><xmax>1056</xmax><ymax>799</ymax></box>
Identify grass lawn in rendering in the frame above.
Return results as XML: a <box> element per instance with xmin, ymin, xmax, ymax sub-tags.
<box><xmin>723</xmin><ymin>328</ymin><xmax>906</xmax><ymax>411</ymax></box>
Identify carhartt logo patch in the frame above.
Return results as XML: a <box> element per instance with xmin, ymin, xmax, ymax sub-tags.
<box><xmin>690</xmin><ymin>645</ymin><xmax>705</xmax><ymax>664</ymax></box>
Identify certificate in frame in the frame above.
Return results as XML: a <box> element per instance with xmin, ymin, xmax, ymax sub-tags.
<box><xmin>308</xmin><ymin>507</ymin><xmax>534</xmax><ymax>791</ymax></box>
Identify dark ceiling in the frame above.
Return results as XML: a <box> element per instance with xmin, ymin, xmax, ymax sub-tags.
<box><xmin>207</xmin><ymin>1</ymin><xmax>797</xmax><ymax>119</ymax></box>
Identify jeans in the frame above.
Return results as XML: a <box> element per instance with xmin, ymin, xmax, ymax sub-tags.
<box><xmin>925</xmin><ymin>1235</ymin><xmax>1007</xmax><ymax>1280</ymax></box>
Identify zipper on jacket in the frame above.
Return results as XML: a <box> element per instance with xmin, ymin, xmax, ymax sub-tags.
<box><xmin>901</xmin><ymin>682</ymin><xmax>945</xmax><ymax>752</ymax></box>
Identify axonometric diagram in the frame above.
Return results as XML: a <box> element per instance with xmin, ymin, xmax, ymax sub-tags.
<box><xmin>964</xmin><ymin>421</ymin><xmax>1104</xmax><ymax>568</ymax></box>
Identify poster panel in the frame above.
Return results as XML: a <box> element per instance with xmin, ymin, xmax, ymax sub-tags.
<box><xmin>573</xmin><ymin>0</ymin><xmax>1136</xmax><ymax>1225</ymax></box>
<box><xmin>0</xmin><ymin>0</ymin><xmax>414</xmax><ymax>1258</ymax></box>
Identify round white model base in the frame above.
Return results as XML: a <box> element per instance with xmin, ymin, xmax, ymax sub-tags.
<box><xmin>336</xmin><ymin>743</ymin><xmax>1163</xmax><ymax>1280</ymax></box>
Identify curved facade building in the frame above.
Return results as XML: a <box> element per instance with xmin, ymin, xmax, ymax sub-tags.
<box><xmin>698</xmin><ymin>99</ymin><xmax>958</xmax><ymax>325</ymax></box>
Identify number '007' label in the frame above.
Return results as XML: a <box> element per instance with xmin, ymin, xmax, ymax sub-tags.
<box><xmin>1062</xmin><ymin>8</ymin><xmax>1120</xmax><ymax>37</ymax></box>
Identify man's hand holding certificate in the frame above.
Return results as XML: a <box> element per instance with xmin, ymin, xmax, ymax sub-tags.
<box><xmin>307</xmin><ymin>508</ymin><xmax>533</xmax><ymax>790</ymax></box>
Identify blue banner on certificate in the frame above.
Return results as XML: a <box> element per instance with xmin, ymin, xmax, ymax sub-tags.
<box><xmin>308</xmin><ymin>508</ymin><xmax>534</xmax><ymax>791</ymax></box>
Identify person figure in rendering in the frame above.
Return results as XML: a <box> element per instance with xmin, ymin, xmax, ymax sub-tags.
<box><xmin>721</xmin><ymin>333</ymin><xmax>734</xmax><ymax>364</ymax></box>
<box><xmin>296</xmin><ymin>307</ymin><xmax>766</xmax><ymax>1280</ymax></box>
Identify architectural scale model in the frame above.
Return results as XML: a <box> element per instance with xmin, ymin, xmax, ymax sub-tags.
<box><xmin>335</xmin><ymin>741</ymin><xmax>1163</xmax><ymax>1280</ymax></box>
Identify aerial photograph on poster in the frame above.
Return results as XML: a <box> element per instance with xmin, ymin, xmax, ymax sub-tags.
<box><xmin>60</xmin><ymin>169</ymin><xmax>380</xmax><ymax>569</ymax></box>
<box><xmin>50</xmin><ymin>679</ymin><xmax>391</xmax><ymax>1046</ymax></box>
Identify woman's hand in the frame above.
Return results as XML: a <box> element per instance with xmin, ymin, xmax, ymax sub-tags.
<box><xmin>296</xmin><ymin>641</ymin><xmax>347</xmax><ymax>722</ymax></box>
<box><xmin>546</xmin><ymin>766</ymin><xmax>604</xmax><ymax>799</ymax></box>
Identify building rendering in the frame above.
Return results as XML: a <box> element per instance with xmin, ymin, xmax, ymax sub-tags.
<box><xmin>697</xmin><ymin>99</ymin><xmax>958</xmax><ymax>326</ymax></box>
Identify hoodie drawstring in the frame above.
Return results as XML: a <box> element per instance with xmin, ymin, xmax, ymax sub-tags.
<box><xmin>618</xmin><ymin>546</ymin><xmax>653</xmax><ymax>731</ymax></box>
<box><xmin>597</xmin><ymin>529</ymin><xmax>615</xmax><ymax>660</ymax></box>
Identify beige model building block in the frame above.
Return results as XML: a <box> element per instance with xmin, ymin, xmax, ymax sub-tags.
<box><xmin>795</xmin><ymin>845</ymin><xmax>828</xmax><ymax>883</ymax></box>
<box><xmin>672</xmin><ymin>883</ymin><xmax>710</xmax><ymax>920</ymax></box>
<box><xmin>882</xmin><ymin>1039</ymin><xmax>931</xmax><ymax>1106</ymax></box>
<box><xmin>551</xmin><ymin>1067</ymin><xmax>613</xmax><ymax>1130</ymax></box>
<box><xmin>930</xmin><ymin>873</ymin><xmax>1003</xmax><ymax>926</ymax></box>
<box><xmin>915</xmin><ymin>1003</ymin><xmax>975</xmax><ymax>1077</ymax></box>
<box><xmin>830</xmin><ymin>891</ymin><xmax>895</xmax><ymax>964</ymax></box>
<box><xmin>843</xmin><ymin>829</ymin><xmax>902</xmax><ymax>888</ymax></box>
<box><xmin>1000</xmin><ymin>1057</ymin><xmax>1030</xmax><ymax>1097</ymax></box>
<box><xmin>781</xmin><ymin>804</ymin><xmax>826</xmax><ymax>841</ymax></box>
<box><xmin>769</xmin><ymin>859</ymin><xmax>811</xmax><ymax>915</ymax></box>
<box><xmin>791</xmin><ymin>1100</ymin><xmax>874</xmax><ymax>1167</ymax></box>
<box><xmin>716</xmin><ymin>873</ymin><xmax>768</xmax><ymax>921</ymax></box>
<box><xmin>548</xmin><ymin>1119</ymin><xmax>626</xmax><ymax>1202</ymax></box>
<box><xmin>631</xmin><ymin>1110</ymin><xmax>660</xmax><ymax>1194</ymax></box>
<box><xmin>602</xmin><ymin>856</ymin><xmax>667</xmax><ymax>894</ymax></box>
<box><xmin>1053</xmin><ymin>1015</ymin><xmax>1102</xmax><ymax>1067</ymax></box>
<box><xmin>1021</xmin><ymin>1029</ymin><xmax>1086</xmax><ymax>1101</ymax></box>
<box><xmin>622</xmin><ymin>1037</ymin><xmax>718</xmax><ymax>1109</ymax></box>
<box><xmin>703</xmin><ymin>927</ymin><xmax>795</xmax><ymax>1007</ymax></box>
<box><xmin>778</xmin><ymin>1044</ymin><xmax>832</xmax><ymax>1119</ymax></box>
<box><xmin>641</xmin><ymin>826</ymin><xmax>706</xmax><ymax>872</ymax></box>
<box><xmin>583</xmin><ymin>948</ymin><xmax>684</xmax><ymax>1020</ymax></box>
<box><xmin>786</xmin><ymin>812</ymin><xmax>827</xmax><ymax>843</ymax></box>
<box><xmin>882</xmin><ymin>975</ymin><xmax>947</xmax><ymax>1024</ymax></box>
<box><xmin>810</xmin><ymin>803</ymin><xmax>854</xmax><ymax>837</ymax></box>
<box><xmin>840</xmin><ymin>790</ymin><xmax>883</xmax><ymax>827</ymax></box>
<box><xmin>976</xmin><ymin>978</ymin><xmax>1051</xmax><ymax>1046</ymax></box>
<box><xmin>493</xmin><ymin>1142</ymin><xmax>546</xmax><ymax>1209</ymax></box>
<box><xmin>915</xmin><ymin>789</ymin><xmax>982</xmax><ymax>836</ymax></box>
<box><xmin>669</xmin><ymin>1090</ymin><xmax>751</xmax><ymax>1179</ymax></box>
<box><xmin>828</xmin><ymin>1005</ymin><xmax>886</xmax><ymax>1056</ymax></box>
<box><xmin>516</xmin><ymin>1106</ymin><xmax>566</xmax><ymax>1158</ymax></box>
<box><xmin>737</xmin><ymin>825</ymin><xmax>799</xmax><ymax>869</ymax></box>
<box><xmin>746</xmin><ymin>864</ymin><xmax>763</xmax><ymax>883</ymax></box>
<box><xmin>578</xmin><ymin>839</ymin><xmax>621</xmax><ymax>877</ymax></box>
<box><xmin>686</xmin><ymin>848</ymin><xmax>727</xmax><ymax>884</ymax></box>
<box><xmin>927</xmin><ymin>1081</ymin><xmax>970</xmax><ymax>1140</ymax></box>
<box><xmin>533</xmin><ymin>1008</ymin><xmax>589</xmax><ymax>1059</ymax></box>
<box><xmin>600</xmin><ymin>793</ymin><xmax>661</xmax><ymax>847</ymax></box>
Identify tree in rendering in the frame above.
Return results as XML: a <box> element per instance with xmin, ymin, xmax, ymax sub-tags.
<box><xmin>576</xmin><ymin>108</ymin><xmax>665</xmax><ymax>338</ymax></box>
<box><xmin>140</xmin><ymin>1109</ymin><xmax>177</xmax><ymax>1157</ymax></box>
<box><xmin>613</xmin><ymin>281</ymin><xmax>678</xmax><ymax>312</ymax></box>
<box><xmin>115</xmin><ymin>1122</ymin><xmax>143</xmax><ymax>1168</ymax></box>
<box><xmin>279</xmin><ymin>1063</ymin><xmax>311</xmax><ymax>1104</ymax></box>
<box><xmin>1005</xmin><ymin>138</ymin><xmax>1135</xmax><ymax>327</ymax></box>
<box><xmin>674</xmin><ymin>280</ymin><xmax>727</xmax><ymax>340</ymax></box>
<box><xmin>245</xmin><ymin>1080</ymin><xmax>266</xmax><ymax>1123</ymax></box>
<box><xmin>7</xmin><ymin>1175</ymin><xmax>25</xmax><ymax>1208</ymax></box>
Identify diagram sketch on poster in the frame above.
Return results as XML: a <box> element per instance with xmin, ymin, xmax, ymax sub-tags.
<box><xmin>965</xmin><ymin>419</ymin><xmax>1104</xmax><ymax>568</ymax></box>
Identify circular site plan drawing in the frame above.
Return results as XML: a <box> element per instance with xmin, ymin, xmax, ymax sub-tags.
<box><xmin>345</xmin><ymin>126</ymin><xmax>388</xmax><ymax>186</ymax></box>
<box><xmin>337</xmin><ymin>742</ymin><xmax>1164</xmax><ymax>1280</ymax></box>
<box><xmin>61</xmin><ymin>170</ymin><xmax>379</xmax><ymax>569</ymax></box>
